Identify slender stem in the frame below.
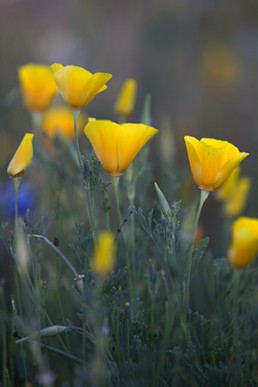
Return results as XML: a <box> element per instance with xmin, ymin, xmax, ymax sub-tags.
<box><xmin>112</xmin><ymin>175</ymin><xmax>127</xmax><ymax>246</ymax></box>
<box><xmin>0</xmin><ymin>290</ymin><xmax>7</xmax><ymax>387</ymax></box>
<box><xmin>29</xmin><ymin>234</ymin><xmax>80</xmax><ymax>278</ymax></box>
<box><xmin>112</xmin><ymin>176</ymin><xmax>123</xmax><ymax>231</ymax></box>
<box><xmin>126</xmin><ymin>165</ymin><xmax>137</xmax><ymax>292</ymax></box>
<box><xmin>13</xmin><ymin>177</ymin><xmax>21</xmax><ymax>229</ymax></box>
<box><xmin>184</xmin><ymin>189</ymin><xmax>210</xmax><ymax>308</ymax></box>
<box><xmin>232</xmin><ymin>270</ymin><xmax>241</xmax><ymax>362</ymax></box>
<box><xmin>73</xmin><ymin>109</ymin><xmax>83</xmax><ymax>170</ymax></box>
<box><xmin>130</xmin><ymin>208</ymin><xmax>136</xmax><ymax>295</ymax></box>
<box><xmin>103</xmin><ymin>186</ymin><xmax>111</xmax><ymax>230</ymax></box>
<box><xmin>16</xmin><ymin>339</ymin><xmax>84</xmax><ymax>365</ymax></box>
<box><xmin>85</xmin><ymin>189</ymin><xmax>97</xmax><ymax>240</ymax></box>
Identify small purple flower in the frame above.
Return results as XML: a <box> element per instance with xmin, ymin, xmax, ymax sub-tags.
<box><xmin>102</xmin><ymin>326</ymin><xmax>110</xmax><ymax>336</ymax></box>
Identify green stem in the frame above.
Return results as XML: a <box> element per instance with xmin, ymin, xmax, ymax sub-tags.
<box><xmin>112</xmin><ymin>176</ymin><xmax>123</xmax><ymax>233</ymax></box>
<box><xmin>112</xmin><ymin>176</ymin><xmax>127</xmax><ymax>245</ymax></box>
<box><xmin>85</xmin><ymin>189</ymin><xmax>97</xmax><ymax>239</ymax></box>
<box><xmin>13</xmin><ymin>177</ymin><xmax>21</xmax><ymax>229</ymax></box>
<box><xmin>103</xmin><ymin>186</ymin><xmax>111</xmax><ymax>230</ymax></box>
<box><xmin>130</xmin><ymin>209</ymin><xmax>136</xmax><ymax>295</ymax></box>
<box><xmin>0</xmin><ymin>290</ymin><xmax>7</xmax><ymax>387</ymax></box>
<box><xmin>29</xmin><ymin>234</ymin><xmax>80</xmax><ymax>279</ymax></box>
<box><xmin>73</xmin><ymin>109</ymin><xmax>83</xmax><ymax>170</ymax></box>
<box><xmin>184</xmin><ymin>189</ymin><xmax>210</xmax><ymax>308</ymax></box>
<box><xmin>17</xmin><ymin>339</ymin><xmax>84</xmax><ymax>365</ymax></box>
<box><xmin>232</xmin><ymin>270</ymin><xmax>241</xmax><ymax>362</ymax></box>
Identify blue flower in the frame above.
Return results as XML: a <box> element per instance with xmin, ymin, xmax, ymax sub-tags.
<box><xmin>0</xmin><ymin>181</ymin><xmax>36</xmax><ymax>218</ymax></box>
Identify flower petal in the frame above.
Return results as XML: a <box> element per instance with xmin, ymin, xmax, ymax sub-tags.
<box><xmin>114</xmin><ymin>79</ymin><xmax>137</xmax><ymax>117</ymax></box>
<box><xmin>225</xmin><ymin>176</ymin><xmax>251</xmax><ymax>217</ymax></box>
<box><xmin>214</xmin><ymin>152</ymin><xmax>249</xmax><ymax>189</ymax></box>
<box><xmin>19</xmin><ymin>64</ymin><xmax>57</xmax><ymax>111</ymax></box>
<box><xmin>184</xmin><ymin>136</ymin><xmax>203</xmax><ymax>187</ymax></box>
<box><xmin>217</xmin><ymin>167</ymin><xmax>240</xmax><ymax>200</ymax></box>
<box><xmin>7</xmin><ymin>133</ymin><xmax>34</xmax><ymax>177</ymax></box>
<box><xmin>84</xmin><ymin>119</ymin><xmax>121</xmax><ymax>174</ymax></box>
<box><xmin>52</xmin><ymin>65</ymin><xmax>92</xmax><ymax>109</ymax></box>
<box><xmin>199</xmin><ymin>140</ymin><xmax>228</xmax><ymax>189</ymax></box>
<box><xmin>228</xmin><ymin>217</ymin><xmax>258</xmax><ymax>268</ymax></box>
<box><xmin>83</xmin><ymin>72</ymin><xmax>112</xmax><ymax>106</ymax></box>
<box><xmin>117</xmin><ymin>123</ymin><xmax>158</xmax><ymax>173</ymax></box>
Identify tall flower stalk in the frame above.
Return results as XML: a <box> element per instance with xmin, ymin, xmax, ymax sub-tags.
<box><xmin>184</xmin><ymin>189</ymin><xmax>210</xmax><ymax>307</ymax></box>
<box><xmin>7</xmin><ymin>133</ymin><xmax>34</xmax><ymax>227</ymax></box>
<box><xmin>73</xmin><ymin>109</ymin><xmax>83</xmax><ymax>169</ymax></box>
<box><xmin>184</xmin><ymin>135</ymin><xmax>249</xmax><ymax>308</ymax></box>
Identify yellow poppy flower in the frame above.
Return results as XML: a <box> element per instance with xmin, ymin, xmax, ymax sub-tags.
<box><xmin>224</xmin><ymin>177</ymin><xmax>251</xmax><ymax>217</ymax></box>
<box><xmin>184</xmin><ymin>136</ymin><xmax>249</xmax><ymax>191</ymax></box>
<box><xmin>7</xmin><ymin>133</ymin><xmax>34</xmax><ymax>177</ymax></box>
<box><xmin>19</xmin><ymin>64</ymin><xmax>57</xmax><ymax>111</ymax></box>
<box><xmin>227</xmin><ymin>217</ymin><xmax>258</xmax><ymax>268</ymax></box>
<box><xmin>41</xmin><ymin>106</ymin><xmax>86</xmax><ymax>140</ymax></box>
<box><xmin>91</xmin><ymin>231</ymin><xmax>116</xmax><ymax>276</ymax></box>
<box><xmin>114</xmin><ymin>78</ymin><xmax>137</xmax><ymax>117</ymax></box>
<box><xmin>51</xmin><ymin>63</ymin><xmax>112</xmax><ymax>110</ymax></box>
<box><xmin>216</xmin><ymin>167</ymin><xmax>240</xmax><ymax>200</ymax></box>
<box><xmin>84</xmin><ymin>118</ymin><xmax>158</xmax><ymax>176</ymax></box>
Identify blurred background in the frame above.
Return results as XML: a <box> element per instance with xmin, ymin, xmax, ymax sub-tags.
<box><xmin>1</xmin><ymin>0</ymin><xmax>258</xmax><ymax>252</ymax></box>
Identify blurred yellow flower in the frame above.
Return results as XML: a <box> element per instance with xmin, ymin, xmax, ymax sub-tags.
<box><xmin>84</xmin><ymin>118</ymin><xmax>158</xmax><ymax>175</ymax></box>
<box><xmin>224</xmin><ymin>177</ymin><xmax>251</xmax><ymax>217</ymax></box>
<box><xmin>227</xmin><ymin>217</ymin><xmax>258</xmax><ymax>268</ymax></box>
<box><xmin>217</xmin><ymin>167</ymin><xmax>251</xmax><ymax>217</ymax></box>
<box><xmin>201</xmin><ymin>44</ymin><xmax>239</xmax><ymax>88</ymax></box>
<box><xmin>184</xmin><ymin>136</ymin><xmax>249</xmax><ymax>191</ymax></box>
<box><xmin>19</xmin><ymin>64</ymin><xmax>57</xmax><ymax>111</ymax></box>
<box><xmin>41</xmin><ymin>106</ymin><xmax>86</xmax><ymax>140</ymax></box>
<box><xmin>114</xmin><ymin>78</ymin><xmax>137</xmax><ymax>117</ymax></box>
<box><xmin>7</xmin><ymin>133</ymin><xmax>34</xmax><ymax>177</ymax></box>
<box><xmin>51</xmin><ymin>63</ymin><xmax>112</xmax><ymax>110</ymax></box>
<box><xmin>217</xmin><ymin>167</ymin><xmax>240</xmax><ymax>200</ymax></box>
<box><xmin>91</xmin><ymin>231</ymin><xmax>116</xmax><ymax>276</ymax></box>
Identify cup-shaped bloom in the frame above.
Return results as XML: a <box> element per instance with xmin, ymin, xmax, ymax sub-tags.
<box><xmin>227</xmin><ymin>217</ymin><xmax>258</xmax><ymax>268</ymax></box>
<box><xmin>19</xmin><ymin>64</ymin><xmax>57</xmax><ymax>111</ymax></box>
<box><xmin>41</xmin><ymin>106</ymin><xmax>86</xmax><ymax>140</ymax></box>
<box><xmin>84</xmin><ymin>118</ymin><xmax>158</xmax><ymax>175</ymax></box>
<box><xmin>114</xmin><ymin>78</ymin><xmax>137</xmax><ymax>117</ymax></box>
<box><xmin>51</xmin><ymin>63</ymin><xmax>112</xmax><ymax>110</ymax></box>
<box><xmin>184</xmin><ymin>136</ymin><xmax>249</xmax><ymax>191</ymax></box>
<box><xmin>91</xmin><ymin>231</ymin><xmax>116</xmax><ymax>276</ymax></box>
<box><xmin>7</xmin><ymin>133</ymin><xmax>34</xmax><ymax>177</ymax></box>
